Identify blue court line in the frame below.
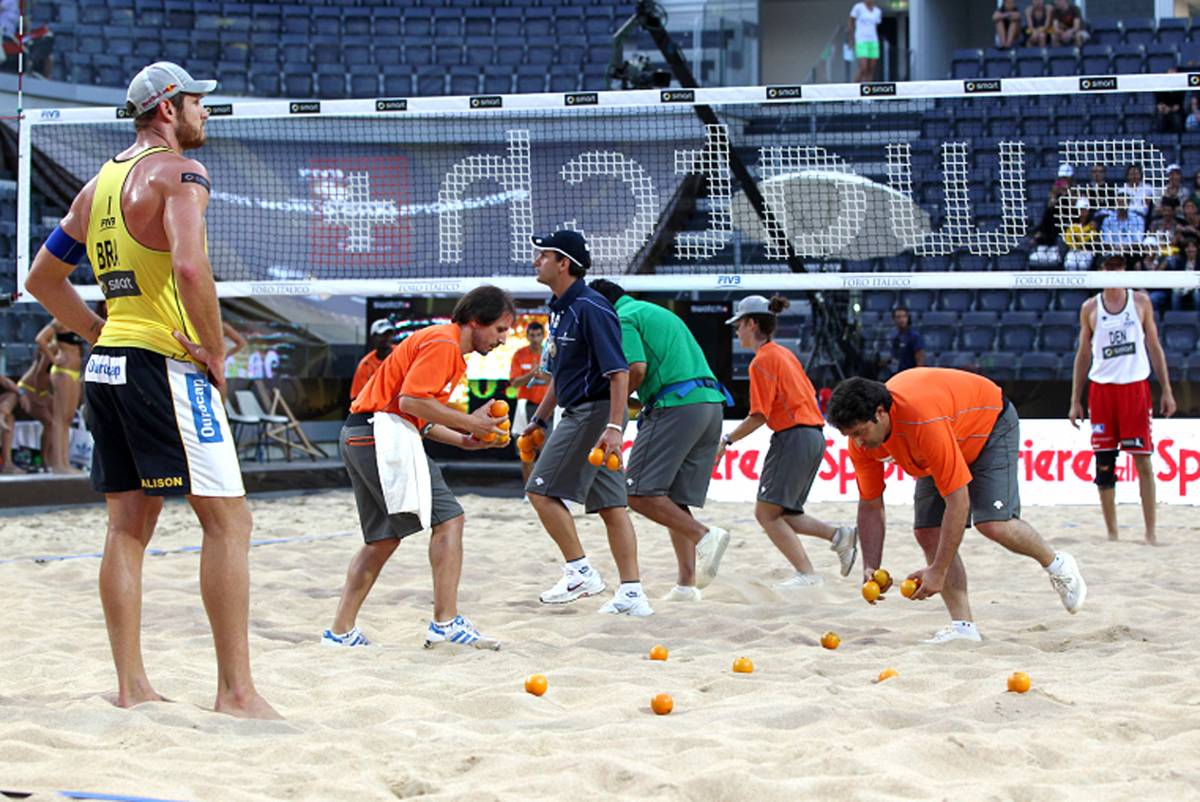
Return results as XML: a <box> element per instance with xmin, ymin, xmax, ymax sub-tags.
<box><xmin>0</xmin><ymin>531</ymin><xmax>354</xmax><ymax>566</ymax></box>
<box><xmin>59</xmin><ymin>792</ymin><xmax>187</xmax><ymax>802</ymax></box>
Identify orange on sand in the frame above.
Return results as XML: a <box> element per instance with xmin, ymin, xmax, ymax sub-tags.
<box><xmin>649</xmin><ymin>644</ymin><xmax>669</xmax><ymax>661</ymax></box>
<box><xmin>490</xmin><ymin>399</ymin><xmax>509</xmax><ymax>417</ymax></box>
<box><xmin>532</xmin><ymin>428</ymin><xmax>545</xmax><ymax>447</ymax></box>
<box><xmin>900</xmin><ymin>578</ymin><xmax>921</xmax><ymax>598</ymax></box>
<box><xmin>861</xmin><ymin>580</ymin><xmax>881</xmax><ymax>603</ymax></box>
<box><xmin>873</xmin><ymin>568</ymin><xmax>893</xmax><ymax>593</ymax></box>
<box><xmin>1007</xmin><ymin>671</ymin><xmax>1032</xmax><ymax>694</ymax></box>
<box><xmin>588</xmin><ymin>447</ymin><xmax>605</xmax><ymax>467</ymax></box>
<box><xmin>732</xmin><ymin>656</ymin><xmax>754</xmax><ymax>674</ymax></box>
<box><xmin>519</xmin><ymin>449</ymin><xmax>536</xmax><ymax>463</ymax></box>
<box><xmin>524</xmin><ymin>674</ymin><xmax>548</xmax><ymax>696</ymax></box>
<box><xmin>606</xmin><ymin>451</ymin><xmax>621</xmax><ymax>471</ymax></box>
<box><xmin>820</xmin><ymin>631</ymin><xmax>840</xmax><ymax>650</ymax></box>
<box><xmin>877</xmin><ymin>667</ymin><xmax>898</xmax><ymax>683</ymax></box>
<box><xmin>650</xmin><ymin>693</ymin><xmax>674</xmax><ymax>715</ymax></box>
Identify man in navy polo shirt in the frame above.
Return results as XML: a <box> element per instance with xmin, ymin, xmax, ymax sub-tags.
<box><xmin>518</xmin><ymin>230</ymin><xmax>651</xmax><ymax>617</ymax></box>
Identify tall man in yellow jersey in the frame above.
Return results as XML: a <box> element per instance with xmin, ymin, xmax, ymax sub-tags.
<box><xmin>24</xmin><ymin>62</ymin><xmax>279</xmax><ymax>719</ymax></box>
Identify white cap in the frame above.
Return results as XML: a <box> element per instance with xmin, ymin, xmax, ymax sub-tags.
<box><xmin>1076</xmin><ymin>197</ymin><xmax>1090</xmax><ymax>209</ymax></box>
<box><xmin>1168</xmin><ymin>163</ymin><xmax>1182</xmax><ymax>172</ymax></box>
<box><xmin>725</xmin><ymin>295</ymin><xmax>773</xmax><ymax>325</ymax></box>
<box><xmin>126</xmin><ymin>62</ymin><xmax>217</xmax><ymax>115</ymax></box>
<box><xmin>1057</xmin><ymin>164</ymin><xmax>1074</xmax><ymax>178</ymax></box>
<box><xmin>369</xmin><ymin>318</ymin><xmax>396</xmax><ymax>336</ymax></box>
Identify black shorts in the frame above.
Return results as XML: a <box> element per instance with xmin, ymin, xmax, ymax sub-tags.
<box><xmin>84</xmin><ymin>346</ymin><xmax>244</xmax><ymax>497</ymax></box>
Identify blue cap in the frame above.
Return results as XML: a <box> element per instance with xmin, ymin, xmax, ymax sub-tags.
<box><xmin>531</xmin><ymin>230</ymin><xmax>591</xmax><ymax>271</ymax></box>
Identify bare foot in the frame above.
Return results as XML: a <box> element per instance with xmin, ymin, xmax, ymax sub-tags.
<box><xmin>108</xmin><ymin>686</ymin><xmax>167</xmax><ymax>708</ymax></box>
<box><xmin>0</xmin><ymin>464</ymin><xmax>18</xmax><ymax>475</ymax></box>
<box><xmin>1107</xmin><ymin>532</ymin><xmax>1119</xmax><ymax>541</ymax></box>
<box><xmin>1144</xmin><ymin>533</ymin><xmax>1158</xmax><ymax>546</ymax></box>
<box><xmin>215</xmin><ymin>689</ymin><xmax>283</xmax><ymax>720</ymax></box>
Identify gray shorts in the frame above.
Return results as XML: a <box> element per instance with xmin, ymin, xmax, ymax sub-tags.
<box><xmin>627</xmin><ymin>402</ymin><xmax>722</xmax><ymax>508</ymax></box>
<box><xmin>913</xmin><ymin>401</ymin><xmax>1021</xmax><ymax>529</ymax></box>
<box><xmin>340</xmin><ymin>423</ymin><xmax>464</xmax><ymax>543</ymax></box>
<box><xmin>525</xmin><ymin>400</ymin><xmax>627</xmax><ymax>513</ymax></box>
<box><xmin>758</xmin><ymin>425</ymin><xmax>826</xmax><ymax>515</ymax></box>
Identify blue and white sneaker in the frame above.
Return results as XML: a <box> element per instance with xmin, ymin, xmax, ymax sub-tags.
<box><xmin>321</xmin><ymin>626</ymin><xmax>371</xmax><ymax>647</ymax></box>
<box><xmin>598</xmin><ymin>587</ymin><xmax>654</xmax><ymax>617</ymax></box>
<box><xmin>424</xmin><ymin>615</ymin><xmax>501</xmax><ymax>650</ymax></box>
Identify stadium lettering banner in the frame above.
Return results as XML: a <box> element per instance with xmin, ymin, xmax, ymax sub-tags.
<box><xmin>620</xmin><ymin>420</ymin><xmax>1200</xmax><ymax>506</ymax></box>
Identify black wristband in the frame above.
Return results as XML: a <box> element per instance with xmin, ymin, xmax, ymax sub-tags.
<box><xmin>531</xmin><ymin>415</ymin><xmax>548</xmax><ymax>429</ymax></box>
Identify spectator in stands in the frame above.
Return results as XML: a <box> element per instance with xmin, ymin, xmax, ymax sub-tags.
<box><xmin>848</xmin><ymin>0</ymin><xmax>883</xmax><ymax>83</ymax></box>
<box><xmin>349</xmin><ymin>318</ymin><xmax>395</xmax><ymax>402</ymax></box>
<box><xmin>1084</xmin><ymin>164</ymin><xmax>1111</xmax><ymax>211</ymax></box>
<box><xmin>993</xmin><ymin>0</ymin><xmax>1022</xmax><ymax>49</ymax></box>
<box><xmin>1062</xmin><ymin>197</ymin><xmax>1099</xmax><ymax>270</ymax></box>
<box><xmin>1186</xmin><ymin>94</ymin><xmax>1200</xmax><ymax>131</ymax></box>
<box><xmin>1120</xmin><ymin>164</ymin><xmax>1153</xmax><ymax>221</ymax></box>
<box><xmin>1162</xmin><ymin>164</ymin><xmax>1185</xmax><ymax>205</ymax></box>
<box><xmin>1146</xmin><ymin>199</ymin><xmax>1181</xmax><ymax>261</ymax></box>
<box><xmin>1028</xmin><ymin>164</ymin><xmax>1074</xmax><ymax>267</ymax></box>
<box><xmin>1177</xmin><ymin>198</ymin><xmax>1200</xmax><ymax>242</ymax></box>
<box><xmin>890</xmin><ymin>306</ymin><xmax>925</xmax><ymax>373</ymax></box>
<box><xmin>1049</xmin><ymin>0</ymin><xmax>1089</xmax><ymax>47</ymax></box>
<box><xmin>1189</xmin><ymin>169</ymin><xmax>1200</xmax><ymax>208</ymax></box>
<box><xmin>1166</xmin><ymin>237</ymin><xmax>1200</xmax><ymax>310</ymax></box>
<box><xmin>1155</xmin><ymin>70</ymin><xmax>1186</xmax><ymax>134</ymax></box>
<box><xmin>1024</xmin><ymin>0</ymin><xmax>1052</xmax><ymax>47</ymax></box>
<box><xmin>0</xmin><ymin>0</ymin><xmax>53</xmax><ymax>78</ymax></box>
<box><xmin>1099</xmin><ymin>201</ymin><xmax>1146</xmax><ymax>249</ymax></box>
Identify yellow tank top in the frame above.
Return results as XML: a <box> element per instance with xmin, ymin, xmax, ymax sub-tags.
<box><xmin>87</xmin><ymin>146</ymin><xmax>198</xmax><ymax>361</ymax></box>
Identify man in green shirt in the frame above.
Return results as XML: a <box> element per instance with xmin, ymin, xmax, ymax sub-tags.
<box><xmin>590</xmin><ymin>279</ymin><xmax>732</xmax><ymax>601</ymax></box>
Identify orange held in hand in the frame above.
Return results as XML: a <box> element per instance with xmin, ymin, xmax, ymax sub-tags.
<box><xmin>900</xmin><ymin>578</ymin><xmax>921</xmax><ymax>598</ymax></box>
<box><xmin>877</xmin><ymin>667</ymin><xmax>898</xmax><ymax>683</ymax></box>
<box><xmin>519</xmin><ymin>449</ymin><xmax>536</xmax><ymax>463</ymax></box>
<box><xmin>820</xmin><ymin>631</ymin><xmax>840</xmax><ymax>650</ymax></box>
<box><xmin>481</xmin><ymin>432</ymin><xmax>497</xmax><ymax>443</ymax></box>
<box><xmin>499</xmin><ymin>418</ymin><xmax>511</xmax><ymax>431</ymax></box>
<box><xmin>524</xmin><ymin>674</ymin><xmax>548</xmax><ymax>696</ymax></box>
<box><xmin>588</xmin><ymin>447</ymin><xmax>605</xmax><ymax>466</ymax></box>
<box><xmin>490</xmin><ymin>399</ymin><xmax>509</xmax><ymax>417</ymax></box>
<box><xmin>606</xmin><ymin>451</ymin><xmax>621</xmax><ymax>471</ymax></box>
<box><xmin>732</xmin><ymin>656</ymin><xmax>754</xmax><ymax>674</ymax></box>
<box><xmin>862</xmin><ymin>580</ymin><xmax>881</xmax><ymax>603</ymax></box>
<box><xmin>650</xmin><ymin>693</ymin><xmax>674</xmax><ymax>715</ymax></box>
<box><xmin>649</xmin><ymin>644</ymin><xmax>668</xmax><ymax>661</ymax></box>
<box><xmin>498</xmin><ymin>435</ymin><xmax>510</xmax><ymax>447</ymax></box>
<box><xmin>873</xmin><ymin>568</ymin><xmax>893</xmax><ymax>593</ymax></box>
<box><xmin>1007</xmin><ymin>671</ymin><xmax>1031</xmax><ymax>694</ymax></box>
<box><xmin>517</xmin><ymin>434</ymin><xmax>533</xmax><ymax>452</ymax></box>
<box><xmin>532</xmin><ymin>428</ymin><xmax>545</xmax><ymax>447</ymax></box>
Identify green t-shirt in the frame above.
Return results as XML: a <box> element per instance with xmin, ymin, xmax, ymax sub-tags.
<box><xmin>614</xmin><ymin>295</ymin><xmax>725</xmax><ymax>409</ymax></box>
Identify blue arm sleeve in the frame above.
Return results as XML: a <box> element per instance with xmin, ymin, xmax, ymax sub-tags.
<box><xmin>45</xmin><ymin>226</ymin><xmax>86</xmax><ymax>266</ymax></box>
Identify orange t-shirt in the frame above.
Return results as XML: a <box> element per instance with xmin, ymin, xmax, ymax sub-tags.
<box><xmin>349</xmin><ymin>349</ymin><xmax>388</xmax><ymax>402</ymax></box>
<box><xmin>748</xmin><ymin>341</ymin><xmax>824</xmax><ymax>432</ymax></box>
<box><xmin>508</xmin><ymin>344</ymin><xmax>548</xmax><ymax>405</ymax></box>
<box><xmin>849</xmin><ymin>368</ymin><xmax>1004</xmax><ymax>500</ymax></box>
<box><xmin>350</xmin><ymin>323</ymin><xmax>465</xmax><ymax>428</ymax></box>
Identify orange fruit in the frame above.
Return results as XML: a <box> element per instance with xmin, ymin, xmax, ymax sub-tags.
<box><xmin>532</xmin><ymin>428</ymin><xmax>545</xmax><ymax>446</ymax></box>
<box><xmin>900</xmin><ymin>578</ymin><xmax>921</xmax><ymax>598</ymax></box>
<box><xmin>498</xmin><ymin>435</ymin><xmax>510</xmax><ymax>446</ymax></box>
<box><xmin>732</xmin><ymin>656</ymin><xmax>754</xmax><ymax>674</ymax></box>
<box><xmin>481</xmin><ymin>432</ymin><xmax>497</xmax><ymax>442</ymax></box>
<box><xmin>498</xmin><ymin>418</ymin><xmax>511</xmax><ymax>431</ymax></box>
<box><xmin>649</xmin><ymin>644</ymin><xmax>668</xmax><ymax>661</ymax></box>
<box><xmin>524</xmin><ymin>674</ymin><xmax>547</xmax><ymax>696</ymax></box>
<box><xmin>588</xmin><ymin>447</ymin><xmax>605</xmax><ymax>467</ymax></box>
<box><xmin>650</xmin><ymin>693</ymin><xmax>674</xmax><ymax>715</ymax></box>
<box><xmin>820</xmin><ymin>631</ymin><xmax>840</xmax><ymax>650</ymax></box>
<box><xmin>877</xmin><ymin>667</ymin><xmax>898</xmax><ymax>683</ymax></box>
<box><xmin>873</xmin><ymin>568</ymin><xmax>892</xmax><ymax>593</ymax></box>
<box><xmin>517</xmin><ymin>434</ymin><xmax>533</xmax><ymax>452</ymax></box>
<box><xmin>519</xmin><ymin>449</ymin><xmax>536</xmax><ymax>463</ymax></box>
<box><xmin>606</xmin><ymin>451</ymin><xmax>621</xmax><ymax>471</ymax></box>
<box><xmin>1007</xmin><ymin>671</ymin><xmax>1031</xmax><ymax>694</ymax></box>
<box><xmin>862</xmin><ymin>580</ymin><xmax>881</xmax><ymax>603</ymax></box>
<box><xmin>491</xmin><ymin>399</ymin><xmax>509</xmax><ymax>417</ymax></box>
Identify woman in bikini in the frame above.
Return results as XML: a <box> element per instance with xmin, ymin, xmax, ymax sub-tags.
<box><xmin>1</xmin><ymin>352</ymin><xmax>55</xmax><ymax>472</ymax></box>
<box><xmin>36</xmin><ymin>320</ymin><xmax>85</xmax><ymax>473</ymax></box>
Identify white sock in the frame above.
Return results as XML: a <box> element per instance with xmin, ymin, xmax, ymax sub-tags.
<box><xmin>620</xmin><ymin>581</ymin><xmax>644</xmax><ymax>596</ymax></box>
<box><xmin>951</xmin><ymin>620</ymin><xmax>978</xmax><ymax>635</ymax></box>
<box><xmin>1046</xmin><ymin>553</ymin><xmax>1065</xmax><ymax>574</ymax></box>
<box><xmin>567</xmin><ymin>556</ymin><xmax>592</xmax><ymax>575</ymax></box>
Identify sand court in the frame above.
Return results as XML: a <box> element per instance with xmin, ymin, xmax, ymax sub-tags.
<box><xmin>2</xmin><ymin>491</ymin><xmax>1199</xmax><ymax>801</ymax></box>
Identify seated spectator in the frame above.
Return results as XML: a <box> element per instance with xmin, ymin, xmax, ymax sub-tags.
<box><xmin>1025</xmin><ymin>0</ymin><xmax>1052</xmax><ymax>47</ymax></box>
<box><xmin>1187</xmin><ymin>94</ymin><xmax>1200</xmax><ymax>131</ymax></box>
<box><xmin>1049</xmin><ymin>0</ymin><xmax>1089</xmax><ymax>47</ymax></box>
<box><xmin>993</xmin><ymin>0</ymin><xmax>1022</xmax><ymax>49</ymax></box>
<box><xmin>1178</xmin><ymin>197</ymin><xmax>1200</xmax><ymax>241</ymax></box>
<box><xmin>0</xmin><ymin>0</ymin><xmax>53</xmax><ymax>78</ymax></box>
<box><xmin>1166</xmin><ymin>237</ymin><xmax>1200</xmax><ymax>310</ymax></box>
<box><xmin>1162</xmin><ymin>163</ymin><xmax>1185</xmax><ymax>205</ymax></box>
<box><xmin>1062</xmin><ymin>198</ymin><xmax>1098</xmax><ymax>270</ymax></box>
<box><xmin>1084</xmin><ymin>163</ymin><xmax>1111</xmax><ymax>211</ymax></box>
<box><xmin>1147</xmin><ymin>200</ymin><xmax>1181</xmax><ymax>257</ymax></box>
<box><xmin>1028</xmin><ymin>164</ymin><xmax>1074</xmax><ymax>266</ymax></box>
<box><xmin>1155</xmin><ymin>69</ymin><xmax>1186</xmax><ymax>134</ymax></box>
<box><xmin>1119</xmin><ymin>164</ymin><xmax>1153</xmax><ymax>222</ymax></box>
<box><xmin>1098</xmin><ymin>202</ymin><xmax>1146</xmax><ymax>249</ymax></box>
<box><xmin>1189</xmin><ymin>168</ymin><xmax>1200</xmax><ymax>208</ymax></box>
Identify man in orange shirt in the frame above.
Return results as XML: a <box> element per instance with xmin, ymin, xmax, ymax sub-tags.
<box><xmin>828</xmin><ymin>369</ymin><xmax>1087</xmax><ymax>643</ymax></box>
<box><xmin>349</xmin><ymin>318</ymin><xmax>396</xmax><ymax>401</ymax></box>
<box><xmin>323</xmin><ymin>286</ymin><xmax>514</xmax><ymax>650</ymax></box>
<box><xmin>508</xmin><ymin>319</ymin><xmax>551</xmax><ymax>484</ymax></box>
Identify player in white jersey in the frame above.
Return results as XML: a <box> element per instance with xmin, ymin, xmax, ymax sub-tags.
<box><xmin>1069</xmin><ymin>254</ymin><xmax>1176</xmax><ymax>544</ymax></box>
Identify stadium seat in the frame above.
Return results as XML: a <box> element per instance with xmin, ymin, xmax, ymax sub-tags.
<box><xmin>951</xmin><ymin>49</ymin><xmax>982</xmax><ymax>79</ymax></box>
<box><xmin>918</xmin><ymin>311</ymin><xmax>958</xmax><ymax>352</ymax></box>
<box><xmin>382</xmin><ymin>73</ymin><xmax>413</xmax><ymax>97</ymax></box>
<box><xmin>1038</xmin><ymin>310</ymin><xmax>1078</xmax><ymax>351</ymax></box>
<box><xmin>435</xmin><ymin>41</ymin><xmax>465</xmax><ymax>67</ymax></box>
<box><xmin>1156</xmin><ymin>18</ymin><xmax>1190</xmax><ymax>48</ymax></box>
<box><xmin>249</xmin><ymin>70</ymin><xmax>280</xmax><ymax>96</ymax></box>
<box><xmin>1055</xmin><ymin>288</ymin><xmax>1090</xmax><ymax>311</ymax></box>
<box><xmin>1122</xmin><ymin>18</ymin><xmax>1156</xmax><ymax>47</ymax></box>
<box><xmin>1145</xmin><ymin>45</ymin><xmax>1178</xmax><ymax>74</ymax></box>
<box><xmin>899</xmin><ymin>289</ymin><xmax>935</xmax><ymax>312</ymax></box>
<box><xmin>374</xmin><ymin>45</ymin><xmax>402</xmax><ymax>68</ymax></box>
<box><xmin>959</xmin><ymin>311</ymin><xmax>998</xmax><ymax>351</ymax></box>
<box><xmin>1162</xmin><ymin>312</ymin><xmax>1200</xmax><ymax>352</ymax></box>
<box><xmin>448</xmin><ymin>66</ymin><xmax>481</xmax><ymax>96</ymax></box>
<box><xmin>937</xmin><ymin>289</ymin><xmax>974</xmax><ymax>313</ymax></box>
<box><xmin>1185</xmin><ymin>351</ymin><xmax>1200</xmax><ymax>382</ymax></box>
<box><xmin>515</xmin><ymin>65</ymin><xmax>546</xmax><ymax>94</ymax></box>
<box><xmin>343</xmin><ymin>7</ymin><xmax>371</xmax><ymax>36</ymax></box>
<box><xmin>415</xmin><ymin>66</ymin><xmax>446</xmax><ymax>96</ymax></box>
<box><xmin>1112</xmin><ymin>45</ymin><xmax>1145</xmax><ymax>75</ymax></box>
<box><xmin>373</xmin><ymin>8</ymin><xmax>402</xmax><ymax>37</ymax></box>
<box><xmin>464</xmin><ymin>8</ymin><xmax>493</xmax><ymax>37</ymax></box>
<box><xmin>282</xmin><ymin>70</ymin><xmax>313</xmax><ymax>98</ymax></box>
<box><xmin>983</xmin><ymin>49</ymin><xmax>1015</xmax><ymax>79</ymax></box>
<box><xmin>1014</xmin><ymin>288</ymin><xmax>1053</xmax><ymax>311</ymax></box>
<box><xmin>975</xmin><ymin>289</ymin><xmax>1012</xmax><ymax>313</ymax></box>
<box><xmin>348</xmin><ymin>69</ymin><xmax>380</xmax><ymax>99</ymax></box>
<box><xmin>481</xmin><ymin>66</ymin><xmax>513</xmax><ymax>95</ymax></box>
<box><xmin>1080</xmin><ymin>45</ymin><xmax>1112</xmax><ymax>75</ymax></box>
<box><xmin>862</xmin><ymin>290</ymin><xmax>898</xmax><ymax>313</ymax></box>
<box><xmin>1016</xmin><ymin>49</ymin><xmax>1047</xmax><ymax>78</ymax></box>
<box><xmin>404</xmin><ymin>9</ymin><xmax>432</xmax><ymax>38</ymax></box>
<box><xmin>999</xmin><ymin>311</ymin><xmax>1038</xmax><ymax>351</ymax></box>
<box><xmin>978</xmin><ymin>353</ymin><xmax>1016</xmax><ymax>381</ymax></box>
<box><xmin>1090</xmin><ymin>19</ymin><xmax>1123</xmax><ymax>47</ymax></box>
<box><xmin>1018</xmin><ymin>353</ymin><xmax>1059</xmax><ymax>380</ymax></box>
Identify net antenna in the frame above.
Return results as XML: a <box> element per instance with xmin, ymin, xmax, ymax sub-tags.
<box><xmin>608</xmin><ymin>0</ymin><xmax>849</xmax><ymax>383</ymax></box>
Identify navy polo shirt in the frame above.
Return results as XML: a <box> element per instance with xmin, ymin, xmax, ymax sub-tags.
<box><xmin>892</xmin><ymin>327</ymin><xmax>925</xmax><ymax>372</ymax></box>
<box><xmin>547</xmin><ymin>278</ymin><xmax>628</xmax><ymax>409</ymax></box>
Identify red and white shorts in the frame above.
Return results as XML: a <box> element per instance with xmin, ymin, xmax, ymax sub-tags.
<box><xmin>1088</xmin><ymin>379</ymin><xmax>1152</xmax><ymax>453</ymax></box>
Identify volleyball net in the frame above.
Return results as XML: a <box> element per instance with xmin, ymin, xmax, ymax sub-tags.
<box><xmin>16</xmin><ymin>72</ymin><xmax>1200</xmax><ymax>300</ymax></box>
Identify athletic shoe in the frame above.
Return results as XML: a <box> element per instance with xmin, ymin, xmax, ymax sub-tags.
<box><xmin>539</xmin><ymin>564</ymin><xmax>605</xmax><ymax>604</ymax></box>
<box><xmin>775</xmin><ymin>572</ymin><xmax>823</xmax><ymax>588</ymax></box>
<box><xmin>598</xmin><ymin>588</ymin><xmax>654</xmax><ymax>616</ymax></box>
<box><xmin>694</xmin><ymin>526</ymin><xmax>731</xmax><ymax>590</ymax></box>
<box><xmin>661</xmin><ymin>584</ymin><xmax>702</xmax><ymax>602</ymax></box>
<box><xmin>423</xmin><ymin>615</ymin><xmax>501</xmax><ymax>650</ymax></box>
<box><xmin>830</xmin><ymin>525</ymin><xmax>859</xmax><ymax>577</ymax></box>
<box><xmin>1049</xmin><ymin>552</ymin><xmax>1087</xmax><ymax>614</ymax></box>
<box><xmin>321</xmin><ymin>626</ymin><xmax>371</xmax><ymax>647</ymax></box>
<box><xmin>923</xmin><ymin>624</ymin><xmax>983</xmax><ymax>644</ymax></box>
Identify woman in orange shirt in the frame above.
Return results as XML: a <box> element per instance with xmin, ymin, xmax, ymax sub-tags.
<box><xmin>717</xmin><ymin>295</ymin><xmax>858</xmax><ymax>587</ymax></box>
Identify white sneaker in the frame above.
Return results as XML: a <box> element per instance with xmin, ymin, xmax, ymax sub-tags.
<box><xmin>694</xmin><ymin>526</ymin><xmax>731</xmax><ymax>589</ymax></box>
<box><xmin>923</xmin><ymin>623</ymin><xmax>983</xmax><ymax>644</ymax></box>
<box><xmin>775</xmin><ymin>572</ymin><xmax>823</xmax><ymax>588</ymax></box>
<box><xmin>661</xmin><ymin>584</ymin><xmax>702</xmax><ymax>602</ymax></box>
<box><xmin>321</xmin><ymin>626</ymin><xmax>371</xmax><ymax>647</ymax></box>
<box><xmin>423</xmin><ymin>614</ymin><xmax>501</xmax><ymax>650</ymax></box>
<box><xmin>539</xmin><ymin>564</ymin><xmax>605</xmax><ymax>604</ymax></box>
<box><xmin>1049</xmin><ymin>552</ymin><xmax>1087</xmax><ymax>614</ymax></box>
<box><xmin>598</xmin><ymin>588</ymin><xmax>654</xmax><ymax>616</ymax></box>
<box><xmin>830</xmin><ymin>525</ymin><xmax>858</xmax><ymax>577</ymax></box>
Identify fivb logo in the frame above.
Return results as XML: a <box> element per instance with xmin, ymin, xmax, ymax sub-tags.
<box><xmin>1080</xmin><ymin>76</ymin><xmax>1118</xmax><ymax>91</ymax></box>
<box><xmin>860</xmin><ymin>82</ymin><xmax>897</xmax><ymax>96</ymax></box>
<box><xmin>39</xmin><ymin>109</ymin><xmax>60</xmax><ymax>120</ymax></box>
<box><xmin>470</xmin><ymin>95</ymin><xmax>503</xmax><ymax>109</ymax></box>
<box><xmin>660</xmin><ymin>90</ymin><xmax>695</xmax><ymax>103</ymax></box>
<box><xmin>964</xmin><ymin>79</ymin><xmax>1002</xmax><ymax>93</ymax></box>
<box><xmin>766</xmin><ymin>85</ymin><xmax>803</xmax><ymax>100</ymax></box>
<box><xmin>564</xmin><ymin>92</ymin><xmax>598</xmax><ymax>106</ymax></box>
<box><xmin>186</xmin><ymin>372</ymin><xmax>224</xmax><ymax>444</ymax></box>
<box><xmin>716</xmin><ymin>274</ymin><xmax>742</xmax><ymax>286</ymax></box>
